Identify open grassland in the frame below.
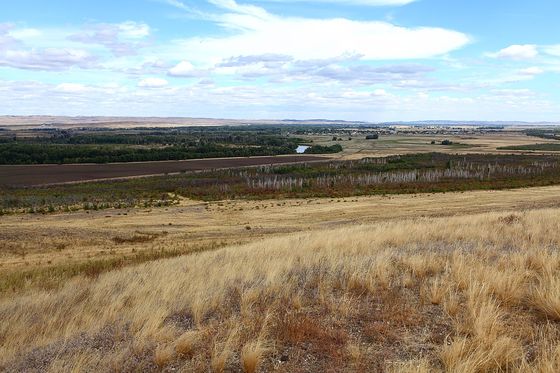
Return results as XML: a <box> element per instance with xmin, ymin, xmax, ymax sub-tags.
<box><xmin>3</xmin><ymin>185</ymin><xmax>560</xmax><ymax>297</ymax></box>
<box><xmin>304</xmin><ymin>132</ymin><xmax>560</xmax><ymax>159</ymax></box>
<box><xmin>2</xmin><ymin>208</ymin><xmax>560</xmax><ymax>371</ymax></box>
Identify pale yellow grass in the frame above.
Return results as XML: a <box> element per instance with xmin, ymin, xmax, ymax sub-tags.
<box><xmin>2</xmin><ymin>207</ymin><xmax>560</xmax><ymax>371</ymax></box>
<box><xmin>306</xmin><ymin>132</ymin><xmax>559</xmax><ymax>160</ymax></box>
<box><xmin>3</xmin><ymin>184</ymin><xmax>560</xmax><ymax>280</ymax></box>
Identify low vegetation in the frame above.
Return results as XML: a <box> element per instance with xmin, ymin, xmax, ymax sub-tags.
<box><xmin>524</xmin><ymin>129</ymin><xmax>560</xmax><ymax>141</ymax></box>
<box><xmin>2</xmin><ymin>208</ymin><xmax>560</xmax><ymax>371</ymax></box>
<box><xmin>3</xmin><ymin>152</ymin><xmax>560</xmax><ymax>213</ymax></box>
<box><xmin>0</xmin><ymin>239</ymin><xmax>228</xmax><ymax>296</ymax></box>
<box><xmin>303</xmin><ymin>144</ymin><xmax>343</xmax><ymax>154</ymax></box>
<box><xmin>499</xmin><ymin>143</ymin><xmax>560</xmax><ymax>151</ymax></box>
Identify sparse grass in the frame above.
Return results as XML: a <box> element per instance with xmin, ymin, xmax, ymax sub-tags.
<box><xmin>112</xmin><ymin>233</ymin><xmax>163</xmax><ymax>244</ymax></box>
<box><xmin>211</xmin><ymin>327</ymin><xmax>239</xmax><ymax>373</ymax></box>
<box><xmin>388</xmin><ymin>359</ymin><xmax>432</xmax><ymax>373</ymax></box>
<box><xmin>2</xmin><ymin>206</ymin><xmax>560</xmax><ymax>371</ymax></box>
<box><xmin>0</xmin><ymin>243</ymin><xmax>222</xmax><ymax>295</ymax></box>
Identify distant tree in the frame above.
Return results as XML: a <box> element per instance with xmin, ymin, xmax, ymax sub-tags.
<box><xmin>441</xmin><ymin>140</ymin><xmax>453</xmax><ymax>145</ymax></box>
<box><xmin>304</xmin><ymin>144</ymin><xmax>343</xmax><ymax>154</ymax></box>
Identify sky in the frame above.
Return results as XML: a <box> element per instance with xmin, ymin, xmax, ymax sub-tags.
<box><xmin>0</xmin><ymin>0</ymin><xmax>559</xmax><ymax>122</ymax></box>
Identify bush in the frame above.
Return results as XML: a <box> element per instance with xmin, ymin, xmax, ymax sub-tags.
<box><xmin>304</xmin><ymin>144</ymin><xmax>343</xmax><ymax>154</ymax></box>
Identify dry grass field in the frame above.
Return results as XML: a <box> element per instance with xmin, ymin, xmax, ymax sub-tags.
<box><xmin>1</xmin><ymin>185</ymin><xmax>560</xmax><ymax>371</ymax></box>
<box><xmin>3</xmin><ymin>185</ymin><xmax>560</xmax><ymax>296</ymax></box>
<box><xmin>2</xmin><ymin>206</ymin><xmax>560</xmax><ymax>371</ymax></box>
<box><xmin>305</xmin><ymin>132</ymin><xmax>560</xmax><ymax>159</ymax></box>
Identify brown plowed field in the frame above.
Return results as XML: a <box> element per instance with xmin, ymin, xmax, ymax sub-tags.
<box><xmin>0</xmin><ymin>155</ymin><xmax>328</xmax><ymax>187</ymax></box>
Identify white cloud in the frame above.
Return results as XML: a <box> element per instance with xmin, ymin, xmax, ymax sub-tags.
<box><xmin>491</xmin><ymin>88</ymin><xmax>536</xmax><ymax>97</ymax></box>
<box><xmin>117</xmin><ymin>21</ymin><xmax>150</xmax><ymax>39</ymax></box>
<box><xmin>518</xmin><ymin>66</ymin><xmax>544</xmax><ymax>76</ymax></box>
<box><xmin>9</xmin><ymin>28</ymin><xmax>42</xmax><ymax>39</ymax></box>
<box><xmin>54</xmin><ymin>83</ymin><xmax>88</xmax><ymax>93</ymax></box>
<box><xmin>69</xmin><ymin>22</ymin><xmax>150</xmax><ymax>56</ymax></box>
<box><xmin>543</xmin><ymin>45</ymin><xmax>560</xmax><ymax>57</ymax></box>
<box><xmin>168</xmin><ymin>60</ymin><xmax>198</xmax><ymax>76</ymax></box>
<box><xmin>138</xmin><ymin>77</ymin><xmax>169</xmax><ymax>88</ymax></box>
<box><xmin>491</xmin><ymin>44</ymin><xmax>538</xmax><ymax>60</ymax></box>
<box><xmin>2</xmin><ymin>79</ymin><xmax>557</xmax><ymax>122</ymax></box>
<box><xmin>0</xmin><ymin>23</ymin><xmax>19</xmax><ymax>49</ymax></box>
<box><xmin>167</xmin><ymin>0</ymin><xmax>469</xmax><ymax>64</ymax></box>
<box><xmin>0</xmin><ymin>22</ymin><xmax>151</xmax><ymax>71</ymax></box>
<box><xmin>0</xmin><ymin>48</ymin><xmax>96</xmax><ymax>70</ymax></box>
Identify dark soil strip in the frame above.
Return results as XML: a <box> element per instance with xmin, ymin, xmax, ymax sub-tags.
<box><xmin>0</xmin><ymin>155</ymin><xmax>328</xmax><ymax>187</ymax></box>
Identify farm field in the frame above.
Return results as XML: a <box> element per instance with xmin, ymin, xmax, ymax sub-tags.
<box><xmin>3</xmin><ymin>152</ymin><xmax>560</xmax><ymax>214</ymax></box>
<box><xmin>499</xmin><ymin>143</ymin><xmax>560</xmax><ymax>151</ymax></box>
<box><xmin>303</xmin><ymin>131</ymin><xmax>560</xmax><ymax>159</ymax></box>
<box><xmin>1</xmin><ymin>125</ymin><xmax>558</xmax><ymax>189</ymax></box>
<box><xmin>0</xmin><ymin>155</ymin><xmax>327</xmax><ymax>187</ymax></box>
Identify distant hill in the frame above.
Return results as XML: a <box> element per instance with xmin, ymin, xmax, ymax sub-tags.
<box><xmin>0</xmin><ymin>116</ymin><xmax>370</xmax><ymax>129</ymax></box>
<box><xmin>378</xmin><ymin>120</ymin><xmax>560</xmax><ymax>127</ymax></box>
<box><xmin>1</xmin><ymin>116</ymin><xmax>558</xmax><ymax>129</ymax></box>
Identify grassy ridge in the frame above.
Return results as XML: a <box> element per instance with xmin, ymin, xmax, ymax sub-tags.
<box><xmin>3</xmin><ymin>209</ymin><xmax>560</xmax><ymax>371</ymax></box>
<box><xmin>0</xmin><ymin>241</ymin><xmax>227</xmax><ymax>296</ymax></box>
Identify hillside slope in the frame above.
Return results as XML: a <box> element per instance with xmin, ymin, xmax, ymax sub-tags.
<box><xmin>2</xmin><ymin>209</ymin><xmax>560</xmax><ymax>372</ymax></box>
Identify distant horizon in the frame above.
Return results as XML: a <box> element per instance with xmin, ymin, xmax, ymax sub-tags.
<box><xmin>1</xmin><ymin>114</ymin><xmax>559</xmax><ymax>127</ymax></box>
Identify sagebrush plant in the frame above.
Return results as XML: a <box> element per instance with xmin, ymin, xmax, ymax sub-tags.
<box><xmin>2</xmin><ymin>208</ymin><xmax>560</xmax><ymax>371</ymax></box>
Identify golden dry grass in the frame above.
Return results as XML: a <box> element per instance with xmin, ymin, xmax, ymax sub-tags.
<box><xmin>304</xmin><ymin>131</ymin><xmax>560</xmax><ymax>160</ymax></box>
<box><xmin>2</xmin><ymin>207</ymin><xmax>560</xmax><ymax>371</ymax></box>
<box><xmin>3</xmin><ymin>184</ymin><xmax>560</xmax><ymax>297</ymax></box>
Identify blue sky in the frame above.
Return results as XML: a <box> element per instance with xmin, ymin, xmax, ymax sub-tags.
<box><xmin>1</xmin><ymin>0</ymin><xmax>559</xmax><ymax>121</ymax></box>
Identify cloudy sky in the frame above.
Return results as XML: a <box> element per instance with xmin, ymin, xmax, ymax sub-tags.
<box><xmin>1</xmin><ymin>0</ymin><xmax>559</xmax><ymax>121</ymax></box>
